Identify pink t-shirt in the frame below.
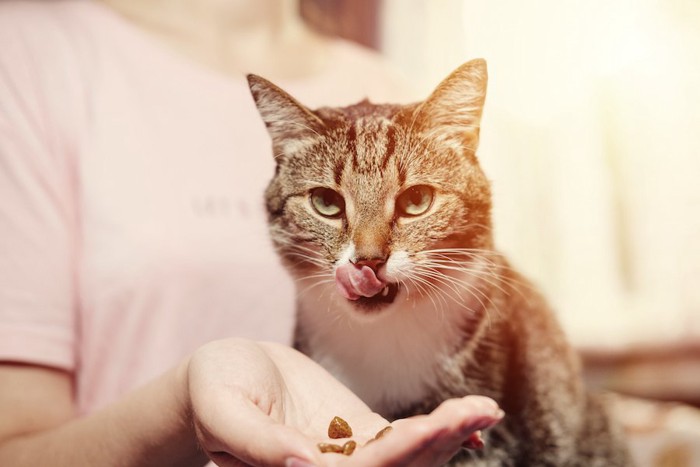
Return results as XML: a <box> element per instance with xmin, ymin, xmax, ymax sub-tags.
<box><xmin>0</xmin><ymin>0</ymin><xmax>415</xmax><ymax>415</ymax></box>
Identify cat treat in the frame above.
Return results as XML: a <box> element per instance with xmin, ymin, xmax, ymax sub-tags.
<box><xmin>318</xmin><ymin>417</ymin><xmax>357</xmax><ymax>456</ymax></box>
<box><xmin>316</xmin><ymin>441</ymin><xmax>357</xmax><ymax>456</ymax></box>
<box><xmin>364</xmin><ymin>425</ymin><xmax>394</xmax><ymax>447</ymax></box>
<box><xmin>341</xmin><ymin>440</ymin><xmax>357</xmax><ymax>456</ymax></box>
<box><xmin>317</xmin><ymin>417</ymin><xmax>389</xmax><ymax>455</ymax></box>
<box><xmin>374</xmin><ymin>426</ymin><xmax>393</xmax><ymax>440</ymax></box>
<box><xmin>317</xmin><ymin>442</ymin><xmax>345</xmax><ymax>454</ymax></box>
<box><xmin>327</xmin><ymin>415</ymin><xmax>352</xmax><ymax>439</ymax></box>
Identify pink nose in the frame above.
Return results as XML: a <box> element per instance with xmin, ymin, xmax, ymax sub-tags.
<box><xmin>352</xmin><ymin>257</ymin><xmax>386</xmax><ymax>273</ymax></box>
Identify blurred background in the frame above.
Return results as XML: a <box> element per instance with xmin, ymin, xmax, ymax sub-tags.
<box><xmin>303</xmin><ymin>0</ymin><xmax>700</xmax><ymax>464</ymax></box>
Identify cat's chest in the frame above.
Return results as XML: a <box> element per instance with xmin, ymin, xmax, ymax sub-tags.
<box><xmin>296</xmin><ymin>293</ymin><xmax>477</xmax><ymax>416</ymax></box>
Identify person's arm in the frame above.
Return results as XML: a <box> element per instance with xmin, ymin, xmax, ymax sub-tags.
<box><xmin>0</xmin><ymin>363</ymin><xmax>207</xmax><ymax>466</ymax></box>
<box><xmin>1</xmin><ymin>339</ymin><xmax>504</xmax><ymax>467</ymax></box>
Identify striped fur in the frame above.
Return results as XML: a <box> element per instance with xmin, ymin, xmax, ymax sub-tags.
<box><xmin>248</xmin><ymin>59</ymin><xmax>631</xmax><ymax>466</ymax></box>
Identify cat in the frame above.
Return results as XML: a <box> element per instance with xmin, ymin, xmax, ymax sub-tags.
<box><xmin>247</xmin><ymin>59</ymin><xmax>632</xmax><ymax>466</ymax></box>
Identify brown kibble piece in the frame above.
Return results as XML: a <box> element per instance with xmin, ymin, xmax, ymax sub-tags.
<box><xmin>375</xmin><ymin>426</ymin><xmax>393</xmax><ymax>440</ymax></box>
<box><xmin>364</xmin><ymin>426</ymin><xmax>392</xmax><ymax>447</ymax></box>
<box><xmin>328</xmin><ymin>416</ymin><xmax>353</xmax><ymax>439</ymax></box>
<box><xmin>317</xmin><ymin>443</ymin><xmax>344</xmax><ymax>454</ymax></box>
<box><xmin>342</xmin><ymin>440</ymin><xmax>357</xmax><ymax>456</ymax></box>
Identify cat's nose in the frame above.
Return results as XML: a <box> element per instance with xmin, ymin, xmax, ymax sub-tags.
<box><xmin>352</xmin><ymin>257</ymin><xmax>386</xmax><ymax>273</ymax></box>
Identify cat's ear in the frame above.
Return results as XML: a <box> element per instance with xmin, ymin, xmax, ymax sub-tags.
<box><xmin>247</xmin><ymin>74</ymin><xmax>325</xmax><ymax>155</ymax></box>
<box><xmin>413</xmin><ymin>58</ymin><xmax>487</xmax><ymax>146</ymax></box>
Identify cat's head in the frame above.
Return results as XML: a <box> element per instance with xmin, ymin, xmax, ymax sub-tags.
<box><xmin>248</xmin><ymin>59</ymin><xmax>493</xmax><ymax>317</ymax></box>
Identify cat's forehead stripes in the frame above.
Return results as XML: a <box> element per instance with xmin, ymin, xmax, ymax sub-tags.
<box><xmin>380</xmin><ymin>125</ymin><xmax>397</xmax><ymax>172</ymax></box>
<box><xmin>344</xmin><ymin>117</ymin><xmax>397</xmax><ymax>175</ymax></box>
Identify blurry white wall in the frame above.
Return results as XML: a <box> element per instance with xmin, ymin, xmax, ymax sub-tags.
<box><xmin>381</xmin><ymin>0</ymin><xmax>700</xmax><ymax>348</ymax></box>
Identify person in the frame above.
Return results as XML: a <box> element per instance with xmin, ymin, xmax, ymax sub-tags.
<box><xmin>0</xmin><ymin>0</ymin><xmax>504</xmax><ymax>465</ymax></box>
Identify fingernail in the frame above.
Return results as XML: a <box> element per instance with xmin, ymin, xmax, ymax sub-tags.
<box><xmin>494</xmin><ymin>408</ymin><xmax>505</xmax><ymax>419</ymax></box>
<box><xmin>468</xmin><ymin>395</ymin><xmax>499</xmax><ymax>411</ymax></box>
<box><xmin>484</xmin><ymin>398</ymin><xmax>499</xmax><ymax>410</ymax></box>
<box><xmin>462</xmin><ymin>431</ymin><xmax>484</xmax><ymax>450</ymax></box>
<box><xmin>285</xmin><ymin>457</ymin><xmax>316</xmax><ymax>467</ymax></box>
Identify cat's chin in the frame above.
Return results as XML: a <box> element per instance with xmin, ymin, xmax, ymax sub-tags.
<box><xmin>348</xmin><ymin>283</ymin><xmax>400</xmax><ymax>313</ymax></box>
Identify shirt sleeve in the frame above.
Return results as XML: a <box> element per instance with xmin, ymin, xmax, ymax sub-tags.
<box><xmin>0</xmin><ymin>4</ymin><xmax>81</xmax><ymax>370</ymax></box>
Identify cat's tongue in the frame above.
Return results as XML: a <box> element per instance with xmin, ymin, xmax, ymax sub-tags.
<box><xmin>335</xmin><ymin>263</ymin><xmax>386</xmax><ymax>300</ymax></box>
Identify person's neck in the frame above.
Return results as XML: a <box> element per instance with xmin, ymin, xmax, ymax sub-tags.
<box><xmin>99</xmin><ymin>0</ymin><xmax>331</xmax><ymax>81</ymax></box>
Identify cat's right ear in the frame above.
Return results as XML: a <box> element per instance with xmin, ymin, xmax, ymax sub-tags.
<box><xmin>411</xmin><ymin>59</ymin><xmax>487</xmax><ymax>147</ymax></box>
<box><xmin>247</xmin><ymin>74</ymin><xmax>325</xmax><ymax>155</ymax></box>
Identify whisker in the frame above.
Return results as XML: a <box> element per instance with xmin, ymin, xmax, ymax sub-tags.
<box><xmin>404</xmin><ymin>274</ymin><xmax>441</xmax><ymax>314</ymax></box>
<box><xmin>420</xmin><ymin>248</ymin><xmax>539</xmax><ymax>298</ymax></box>
<box><xmin>412</xmin><ymin>266</ymin><xmax>495</xmax><ymax>314</ymax></box>
<box><xmin>297</xmin><ymin>278</ymin><xmax>335</xmax><ymax>299</ymax></box>
<box><xmin>282</xmin><ymin>252</ymin><xmax>327</xmax><ymax>266</ymax></box>
<box><xmin>402</xmin><ymin>271</ymin><xmax>448</xmax><ymax>316</ymax></box>
<box><xmin>420</xmin><ymin>262</ymin><xmax>512</xmax><ymax>298</ymax></box>
<box><xmin>294</xmin><ymin>272</ymin><xmax>334</xmax><ymax>282</ymax></box>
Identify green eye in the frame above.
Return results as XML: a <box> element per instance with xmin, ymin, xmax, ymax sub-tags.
<box><xmin>396</xmin><ymin>185</ymin><xmax>434</xmax><ymax>217</ymax></box>
<box><xmin>310</xmin><ymin>187</ymin><xmax>345</xmax><ymax>218</ymax></box>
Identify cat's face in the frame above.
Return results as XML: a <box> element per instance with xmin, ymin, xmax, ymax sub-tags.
<box><xmin>249</xmin><ymin>60</ymin><xmax>493</xmax><ymax>317</ymax></box>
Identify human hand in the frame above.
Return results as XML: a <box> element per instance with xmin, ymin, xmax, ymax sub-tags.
<box><xmin>186</xmin><ymin>338</ymin><xmax>503</xmax><ymax>467</ymax></box>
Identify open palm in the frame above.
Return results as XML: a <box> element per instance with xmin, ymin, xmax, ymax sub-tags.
<box><xmin>187</xmin><ymin>339</ymin><xmax>503</xmax><ymax>467</ymax></box>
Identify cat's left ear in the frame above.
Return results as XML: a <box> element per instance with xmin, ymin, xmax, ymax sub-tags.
<box><xmin>247</xmin><ymin>74</ymin><xmax>326</xmax><ymax>155</ymax></box>
<box><xmin>413</xmin><ymin>58</ymin><xmax>487</xmax><ymax>146</ymax></box>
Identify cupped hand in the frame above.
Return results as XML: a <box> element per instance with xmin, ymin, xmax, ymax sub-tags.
<box><xmin>186</xmin><ymin>338</ymin><xmax>503</xmax><ymax>467</ymax></box>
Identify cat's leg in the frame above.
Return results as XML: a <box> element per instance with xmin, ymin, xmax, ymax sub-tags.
<box><xmin>447</xmin><ymin>446</ymin><xmax>516</xmax><ymax>467</ymax></box>
<box><xmin>573</xmin><ymin>393</ymin><xmax>634</xmax><ymax>467</ymax></box>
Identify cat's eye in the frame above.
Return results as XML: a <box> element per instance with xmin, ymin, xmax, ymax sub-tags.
<box><xmin>310</xmin><ymin>187</ymin><xmax>345</xmax><ymax>218</ymax></box>
<box><xmin>396</xmin><ymin>185</ymin><xmax>434</xmax><ymax>217</ymax></box>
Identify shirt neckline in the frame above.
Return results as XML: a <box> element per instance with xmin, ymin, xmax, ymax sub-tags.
<box><xmin>76</xmin><ymin>0</ymin><xmax>346</xmax><ymax>95</ymax></box>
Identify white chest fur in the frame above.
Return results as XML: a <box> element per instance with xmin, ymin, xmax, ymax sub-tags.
<box><xmin>297</xmin><ymin>287</ymin><xmax>474</xmax><ymax>416</ymax></box>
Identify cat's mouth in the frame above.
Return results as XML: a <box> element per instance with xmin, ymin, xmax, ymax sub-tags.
<box><xmin>334</xmin><ymin>262</ymin><xmax>400</xmax><ymax>310</ymax></box>
<box><xmin>355</xmin><ymin>283</ymin><xmax>399</xmax><ymax>308</ymax></box>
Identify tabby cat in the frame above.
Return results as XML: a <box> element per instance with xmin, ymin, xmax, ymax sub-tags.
<box><xmin>247</xmin><ymin>59</ymin><xmax>631</xmax><ymax>466</ymax></box>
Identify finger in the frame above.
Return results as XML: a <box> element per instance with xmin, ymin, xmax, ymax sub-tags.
<box><xmin>194</xmin><ymin>392</ymin><xmax>320</xmax><ymax>467</ymax></box>
<box><xmin>461</xmin><ymin>430</ymin><xmax>484</xmax><ymax>450</ymax></box>
<box><xmin>429</xmin><ymin>395</ymin><xmax>504</xmax><ymax>435</ymax></box>
<box><xmin>402</xmin><ymin>396</ymin><xmax>504</xmax><ymax>466</ymax></box>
